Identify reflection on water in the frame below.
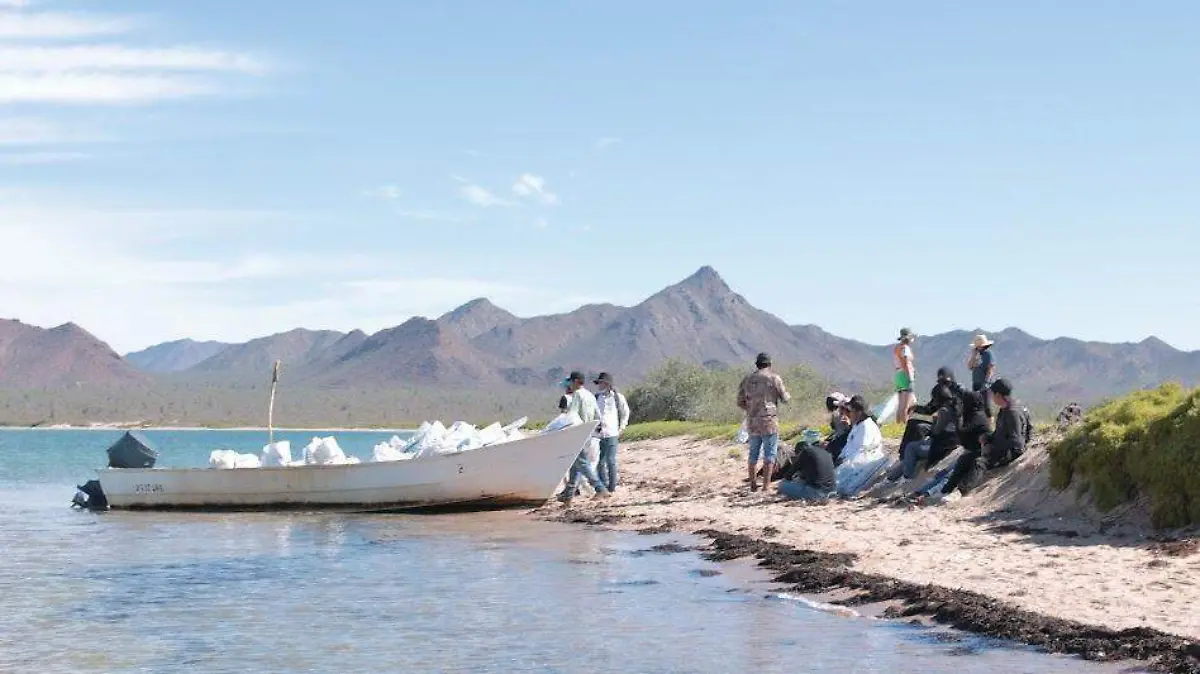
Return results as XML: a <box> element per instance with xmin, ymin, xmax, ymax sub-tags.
<box><xmin>0</xmin><ymin>430</ymin><xmax>1136</xmax><ymax>673</ymax></box>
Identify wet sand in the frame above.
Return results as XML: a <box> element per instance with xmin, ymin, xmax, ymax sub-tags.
<box><xmin>532</xmin><ymin>435</ymin><xmax>1200</xmax><ymax>673</ymax></box>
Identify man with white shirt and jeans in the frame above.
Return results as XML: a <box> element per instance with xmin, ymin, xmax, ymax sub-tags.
<box><xmin>556</xmin><ymin>371</ymin><xmax>609</xmax><ymax>504</ymax></box>
<box><xmin>592</xmin><ymin>372</ymin><xmax>630</xmax><ymax>493</ymax></box>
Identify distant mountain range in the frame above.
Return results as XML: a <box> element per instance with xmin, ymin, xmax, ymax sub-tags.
<box><xmin>3</xmin><ymin>267</ymin><xmax>1199</xmax><ymax>420</ymax></box>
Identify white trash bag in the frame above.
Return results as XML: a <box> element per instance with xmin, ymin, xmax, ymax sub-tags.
<box><xmin>261</xmin><ymin>441</ymin><xmax>293</xmax><ymax>467</ymax></box>
<box><xmin>735</xmin><ymin>418</ymin><xmax>750</xmax><ymax>444</ymax></box>
<box><xmin>304</xmin><ymin>436</ymin><xmax>347</xmax><ymax>465</ymax></box>
<box><xmin>543</xmin><ymin>411</ymin><xmax>583</xmax><ymax>433</ymax></box>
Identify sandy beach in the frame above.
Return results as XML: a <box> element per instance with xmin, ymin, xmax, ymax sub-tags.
<box><xmin>534</xmin><ymin>433</ymin><xmax>1200</xmax><ymax>670</ymax></box>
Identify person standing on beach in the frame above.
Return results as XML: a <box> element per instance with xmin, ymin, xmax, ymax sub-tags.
<box><xmin>556</xmin><ymin>371</ymin><xmax>609</xmax><ymax>504</ymax></box>
<box><xmin>967</xmin><ymin>334</ymin><xmax>996</xmax><ymax>420</ymax></box>
<box><xmin>592</xmin><ymin>372</ymin><xmax>629</xmax><ymax>493</ymax></box>
<box><xmin>736</xmin><ymin>352</ymin><xmax>790</xmax><ymax>492</ymax></box>
<box><xmin>894</xmin><ymin>328</ymin><xmax>917</xmax><ymax>425</ymax></box>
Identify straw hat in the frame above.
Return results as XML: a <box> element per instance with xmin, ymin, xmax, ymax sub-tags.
<box><xmin>971</xmin><ymin>334</ymin><xmax>994</xmax><ymax>349</ymax></box>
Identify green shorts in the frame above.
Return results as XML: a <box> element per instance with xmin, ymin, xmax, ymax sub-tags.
<box><xmin>894</xmin><ymin>371</ymin><xmax>913</xmax><ymax>393</ymax></box>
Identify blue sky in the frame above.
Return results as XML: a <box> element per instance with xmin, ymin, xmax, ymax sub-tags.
<box><xmin>2</xmin><ymin>1</ymin><xmax>1199</xmax><ymax>353</ymax></box>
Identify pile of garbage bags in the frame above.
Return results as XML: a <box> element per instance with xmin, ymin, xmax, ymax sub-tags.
<box><xmin>206</xmin><ymin>415</ymin><xmax>535</xmax><ymax>469</ymax></box>
<box><xmin>209</xmin><ymin>436</ymin><xmax>362</xmax><ymax>469</ymax></box>
<box><xmin>370</xmin><ymin>416</ymin><xmax>530</xmax><ymax>463</ymax></box>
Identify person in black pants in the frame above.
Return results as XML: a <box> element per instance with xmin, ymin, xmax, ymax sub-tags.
<box><xmin>916</xmin><ymin>379</ymin><xmax>991</xmax><ymax>502</ymax></box>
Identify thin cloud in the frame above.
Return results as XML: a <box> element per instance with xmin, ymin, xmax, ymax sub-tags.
<box><xmin>396</xmin><ymin>209</ymin><xmax>474</xmax><ymax>224</ymax></box>
<box><xmin>594</xmin><ymin>137</ymin><xmax>621</xmax><ymax>151</ymax></box>
<box><xmin>458</xmin><ymin>182</ymin><xmax>513</xmax><ymax>208</ymax></box>
<box><xmin>0</xmin><ymin>116</ymin><xmax>101</xmax><ymax>145</ymax></box>
<box><xmin>0</xmin><ymin>46</ymin><xmax>269</xmax><ymax>74</ymax></box>
<box><xmin>0</xmin><ymin>10</ymin><xmax>139</xmax><ymax>39</ymax></box>
<box><xmin>0</xmin><ymin>73</ymin><xmax>217</xmax><ymax>104</ymax></box>
<box><xmin>0</xmin><ymin>7</ymin><xmax>266</xmax><ymax>106</ymax></box>
<box><xmin>361</xmin><ymin>184</ymin><xmax>400</xmax><ymax>201</ymax></box>
<box><xmin>511</xmin><ymin>173</ymin><xmax>558</xmax><ymax>205</ymax></box>
<box><xmin>0</xmin><ymin>150</ymin><xmax>89</xmax><ymax>165</ymax></box>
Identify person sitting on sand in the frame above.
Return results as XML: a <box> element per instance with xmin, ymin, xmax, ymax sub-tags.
<box><xmin>885</xmin><ymin>379</ymin><xmax>961</xmax><ymax>483</ymax></box>
<box><xmin>777</xmin><ymin>440</ymin><xmax>836</xmax><ymax>502</ymax></box>
<box><xmin>736</xmin><ymin>352</ymin><xmax>791</xmax><ymax>492</ymax></box>
<box><xmin>834</xmin><ymin>395</ymin><xmax>888</xmax><ymax>496</ymax></box>
<box><xmin>983</xmin><ymin>378</ymin><xmax>1032</xmax><ymax>470</ymax></box>
<box><xmin>556</xmin><ymin>371</ymin><xmax>609</xmax><ymax>504</ymax></box>
<box><xmin>823</xmin><ymin>392</ymin><xmax>852</xmax><ymax>464</ymax></box>
<box><xmin>914</xmin><ymin>378</ymin><xmax>995</xmax><ymax>504</ymax></box>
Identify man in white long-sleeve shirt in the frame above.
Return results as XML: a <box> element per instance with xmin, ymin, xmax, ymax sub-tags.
<box><xmin>592</xmin><ymin>372</ymin><xmax>630</xmax><ymax>492</ymax></box>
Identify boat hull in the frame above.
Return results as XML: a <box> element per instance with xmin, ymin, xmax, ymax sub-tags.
<box><xmin>97</xmin><ymin>423</ymin><xmax>595</xmax><ymax>511</ymax></box>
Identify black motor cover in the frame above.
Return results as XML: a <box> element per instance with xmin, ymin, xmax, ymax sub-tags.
<box><xmin>72</xmin><ymin>479</ymin><xmax>108</xmax><ymax>510</ymax></box>
<box><xmin>106</xmin><ymin>431</ymin><xmax>158</xmax><ymax>469</ymax></box>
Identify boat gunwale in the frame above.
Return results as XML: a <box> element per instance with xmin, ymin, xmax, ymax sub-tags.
<box><xmin>96</xmin><ymin>423</ymin><xmax>597</xmax><ymax>476</ymax></box>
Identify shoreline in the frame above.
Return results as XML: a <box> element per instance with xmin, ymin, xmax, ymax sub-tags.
<box><xmin>530</xmin><ymin>435</ymin><xmax>1200</xmax><ymax>673</ymax></box>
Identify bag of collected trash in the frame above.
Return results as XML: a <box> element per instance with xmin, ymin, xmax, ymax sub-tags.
<box><xmin>478</xmin><ymin>422</ymin><xmax>506</xmax><ymax>446</ymax></box>
<box><xmin>501</xmin><ymin>416</ymin><xmax>528</xmax><ymax>434</ymax></box>
<box><xmin>209</xmin><ymin>449</ymin><xmax>261</xmax><ymax>469</ymax></box>
<box><xmin>735</xmin><ymin>417</ymin><xmax>750</xmax><ymax>444</ymax></box>
<box><xmin>543</xmin><ymin>411</ymin><xmax>582</xmax><ymax>433</ymax></box>
<box><xmin>836</xmin><ymin>447</ymin><xmax>890</xmax><ymax>497</ymax></box>
<box><xmin>372</xmin><ymin>441</ymin><xmax>413</xmax><ymax>462</ymax></box>
<box><xmin>209</xmin><ymin>449</ymin><xmax>237</xmax><ymax>469</ymax></box>
<box><xmin>261</xmin><ymin>441</ymin><xmax>293</xmax><ymax>467</ymax></box>
<box><xmin>872</xmin><ymin>393</ymin><xmax>899</xmax><ymax>425</ymax></box>
<box><xmin>303</xmin><ymin>437</ymin><xmax>347</xmax><ymax>465</ymax></box>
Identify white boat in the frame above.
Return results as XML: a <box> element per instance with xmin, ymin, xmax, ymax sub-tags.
<box><xmin>89</xmin><ymin>422</ymin><xmax>596</xmax><ymax>512</ymax></box>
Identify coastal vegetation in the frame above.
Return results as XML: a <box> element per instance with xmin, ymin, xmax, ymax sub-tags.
<box><xmin>1049</xmin><ymin>383</ymin><xmax>1200</xmax><ymax>528</ymax></box>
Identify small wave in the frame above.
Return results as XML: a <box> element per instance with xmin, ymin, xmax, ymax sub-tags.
<box><xmin>770</xmin><ymin>592</ymin><xmax>860</xmax><ymax>618</ymax></box>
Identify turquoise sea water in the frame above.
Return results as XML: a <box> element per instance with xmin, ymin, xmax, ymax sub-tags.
<box><xmin>0</xmin><ymin>429</ymin><xmax>1132</xmax><ymax>673</ymax></box>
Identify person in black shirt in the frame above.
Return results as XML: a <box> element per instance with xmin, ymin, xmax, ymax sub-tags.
<box><xmin>777</xmin><ymin>442</ymin><xmax>836</xmax><ymax>501</ymax></box>
<box><xmin>920</xmin><ymin>378</ymin><xmax>1027</xmax><ymax>502</ymax></box>
<box><xmin>984</xmin><ymin>378</ymin><xmax>1031</xmax><ymax>468</ymax></box>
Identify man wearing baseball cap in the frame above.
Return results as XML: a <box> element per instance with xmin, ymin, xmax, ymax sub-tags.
<box><xmin>592</xmin><ymin>372</ymin><xmax>629</xmax><ymax>493</ymax></box>
<box><xmin>736</xmin><ymin>352</ymin><xmax>791</xmax><ymax>492</ymax></box>
<box><xmin>555</xmin><ymin>371</ymin><xmax>608</xmax><ymax>504</ymax></box>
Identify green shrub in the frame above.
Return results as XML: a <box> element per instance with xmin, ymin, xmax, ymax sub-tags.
<box><xmin>625</xmin><ymin>359</ymin><xmax>832</xmax><ymax>426</ymax></box>
<box><xmin>1048</xmin><ymin>383</ymin><xmax>1200</xmax><ymax>527</ymax></box>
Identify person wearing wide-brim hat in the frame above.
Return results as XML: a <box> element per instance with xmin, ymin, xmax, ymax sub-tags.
<box><xmin>967</xmin><ymin>334</ymin><xmax>996</xmax><ymax>419</ymax></box>
<box><xmin>893</xmin><ymin>328</ymin><xmax>917</xmax><ymax>425</ymax></box>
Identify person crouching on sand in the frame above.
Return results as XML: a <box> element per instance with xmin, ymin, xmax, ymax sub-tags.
<box><xmin>736</xmin><ymin>352</ymin><xmax>790</xmax><ymax>492</ymax></box>
<box><xmin>592</xmin><ymin>372</ymin><xmax>629</xmax><ymax>493</ymax></box>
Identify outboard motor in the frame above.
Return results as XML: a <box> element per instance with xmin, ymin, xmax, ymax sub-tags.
<box><xmin>71</xmin><ymin>479</ymin><xmax>108</xmax><ymax>511</ymax></box>
<box><xmin>106</xmin><ymin>431</ymin><xmax>158</xmax><ymax>469</ymax></box>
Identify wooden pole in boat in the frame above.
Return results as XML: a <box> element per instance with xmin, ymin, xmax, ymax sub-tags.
<box><xmin>268</xmin><ymin>360</ymin><xmax>281</xmax><ymax>445</ymax></box>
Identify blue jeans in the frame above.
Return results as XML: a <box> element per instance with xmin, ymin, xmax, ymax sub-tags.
<box><xmin>596</xmin><ymin>436</ymin><xmax>619</xmax><ymax>491</ymax></box>
<box><xmin>778</xmin><ymin>480</ymin><xmax>833</xmax><ymax>501</ymax></box>
<box><xmin>902</xmin><ymin>438</ymin><xmax>931</xmax><ymax>479</ymax></box>
<box><xmin>562</xmin><ymin>446</ymin><xmax>607</xmax><ymax>497</ymax></box>
<box><xmin>748</xmin><ymin>433</ymin><xmax>779</xmax><ymax>464</ymax></box>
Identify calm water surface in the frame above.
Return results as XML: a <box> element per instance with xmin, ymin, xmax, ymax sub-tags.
<box><xmin>0</xmin><ymin>429</ymin><xmax>1134</xmax><ymax>673</ymax></box>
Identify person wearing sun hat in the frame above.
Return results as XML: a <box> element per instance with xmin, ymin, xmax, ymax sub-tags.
<box><xmin>967</xmin><ymin>334</ymin><xmax>997</xmax><ymax>419</ymax></box>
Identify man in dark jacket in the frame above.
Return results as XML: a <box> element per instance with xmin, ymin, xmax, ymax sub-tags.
<box><xmin>777</xmin><ymin>442</ymin><xmax>836</xmax><ymax>501</ymax></box>
<box><xmin>919</xmin><ymin>378</ymin><xmax>1027</xmax><ymax>503</ymax></box>
<box><xmin>984</xmin><ymin>378</ymin><xmax>1032</xmax><ymax>468</ymax></box>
